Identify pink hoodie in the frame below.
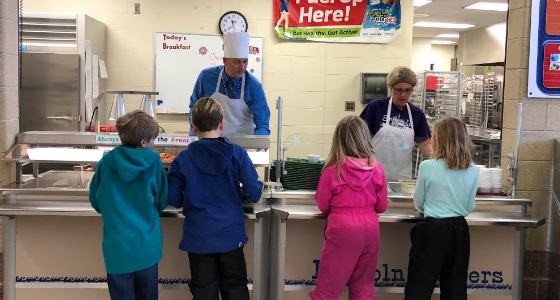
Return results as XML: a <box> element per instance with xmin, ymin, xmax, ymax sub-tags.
<box><xmin>315</xmin><ymin>157</ymin><xmax>388</xmax><ymax>214</ymax></box>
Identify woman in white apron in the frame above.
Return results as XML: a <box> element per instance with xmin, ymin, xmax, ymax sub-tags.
<box><xmin>360</xmin><ymin>66</ymin><xmax>433</xmax><ymax>181</ymax></box>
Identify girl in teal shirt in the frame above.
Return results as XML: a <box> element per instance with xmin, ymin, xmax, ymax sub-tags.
<box><xmin>404</xmin><ymin>117</ymin><xmax>478</xmax><ymax>300</ymax></box>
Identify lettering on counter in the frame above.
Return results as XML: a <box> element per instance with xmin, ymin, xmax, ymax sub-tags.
<box><xmin>95</xmin><ymin>135</ymin><xmax>121</xmax><ymax>144</ymax></box>
<box><xmin>303</xmin><ymin>259</ymin><xmax>508</xmax><ymax>289</ymax></box>
<box><xmin>95</xmin><ymin>135</ymin><xmax>194</xmax><ymax>146</ymax></box>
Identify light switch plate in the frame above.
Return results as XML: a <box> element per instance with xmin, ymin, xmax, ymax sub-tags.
<box><xmin>134</xmin><ymin>3</ymin><xmax>141</xmax><ymax>14</ymax></box>
<box><xmin>345</xmin><ymin>101</ymin><xmax>355</xmax><ymax>111</ymax></box>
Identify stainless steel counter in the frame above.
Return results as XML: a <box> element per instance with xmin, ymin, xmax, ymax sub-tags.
<box><xmin>262</xmin><ymin>189</ymin><xmax>534</xmax><ymax>206</ymax></box>
<box><xmin>0</xmin><ymin>174</ymin><xmax>542</xmax><ymax>227</ymax></box>
<box><xmin>0</xmin><ymin>200</ymin><xmax>268</xmax><ymax>220</ymax></box>
<box><xmin>270</xmin><ymin>204</ymin><xmax>544</xmax><ymax>228</ymax></box>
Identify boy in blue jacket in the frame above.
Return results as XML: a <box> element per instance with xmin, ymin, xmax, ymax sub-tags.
<box><xmin>167</xmin><ymin>97</ymin><xmax>263</xmax><ymax>300</ymax></box>
<box><xmin>89</xmin><ymin>110</ymin><xmax>168</xmax><ymax>300</ymax></box>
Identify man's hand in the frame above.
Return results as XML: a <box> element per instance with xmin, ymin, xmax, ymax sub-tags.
<box><xmin>418</xmin><ymin>139</ymin><xmax>433</xmax><ymax>158</ymax></box>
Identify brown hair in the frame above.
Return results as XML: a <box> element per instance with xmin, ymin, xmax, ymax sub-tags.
<box><xmin>191</xmin><ymin>97</ymin><xmax>224</xmax><ymax>132</ymax></box>
<box><xmin>324</xmin><ymin>116</ymin><xmax>377</xmax><ymax>180</ymax></box>
<box><xmin>431</xmin><ymin>117</ymin><xmax>473</xmax><ymax>169</ymax></box>
<box><xmin>386</xmin><ymin>66</ymin><xmax>417</xmax><ymax>88</ymax></box>
<box><xmin>116</xmin><ymin>110</ymin><xmax>159</xmax><ymax>148</ymax></box>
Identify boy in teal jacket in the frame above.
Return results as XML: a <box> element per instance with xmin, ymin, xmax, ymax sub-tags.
<box><xmin>89</xmin><ymin>110</ymin><xmax>168</xmax><ymax>300</ymax></box>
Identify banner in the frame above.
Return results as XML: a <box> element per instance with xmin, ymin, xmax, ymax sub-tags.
<box><xmin>272</xmin><ymin>0</ymin><xmax>401</xmax><ymax>43</ymax></box>
<box><xmin>528</xmin><ymin>0</ymin><xmax>560</xmax><ymax>97</ymax></box>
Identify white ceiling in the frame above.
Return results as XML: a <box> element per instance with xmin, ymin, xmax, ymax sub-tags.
<box><xmin>412</xmin><ymin>0</ymin><xmax>508</xmax><ymax>39</ymax></box>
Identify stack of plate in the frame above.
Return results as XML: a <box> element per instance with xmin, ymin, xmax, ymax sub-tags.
<box><xmin>478</xmin><ymin>168</ymin><xmax>493</xmax><ymax>193</ymax></box>
<box><xmin>474</xmin><ymin>165</ymin><xmax>486</xmax><ymax>189</ymax></box>
<box><xmin>489</xmin><ymin>168</ymin><xmax>503</xmax><ymax>193</ymax></box>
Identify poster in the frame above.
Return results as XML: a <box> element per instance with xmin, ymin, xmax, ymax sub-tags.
<box><xmin>528</xmin><ymin>0</ymin><xmax>560</xmax><ymax>97</ymax></box>
<box><xmin>272</xmin><ymin>0</ymin><xmax>401</xmax><ymax>43</ymax></box>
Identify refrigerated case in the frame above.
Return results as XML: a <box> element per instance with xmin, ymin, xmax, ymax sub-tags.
<box><xmin>19</xmin><ymin>13</ymin><xmax>106</xmax><ymax>132</ymax></box>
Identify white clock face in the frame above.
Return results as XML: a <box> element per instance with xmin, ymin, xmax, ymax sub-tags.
<box><xmin>219</xmin><ymin>12</ymin><xmax>247</xmax><ymax>34</ymax></box>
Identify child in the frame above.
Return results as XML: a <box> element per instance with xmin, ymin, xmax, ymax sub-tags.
<box><xmin>404</xmin><ymin>117</ymin><xmax>478</xmax><ymax>300</ymax></box>
<box><xmin>310</xmin><ymin>115</ymin><xmax>389</xmax><ymax>300</ymax></box>
<box><xmin>89</xmin><ymin>110</ymin><xmax>168</xmax><ymax>300</ymax></box>
<box><xmin>167</xmin><ymin>97</ymin><xmax>263</xmax><ymax>300</ymax></box>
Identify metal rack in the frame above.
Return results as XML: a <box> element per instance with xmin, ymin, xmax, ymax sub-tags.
<box><xmin>410</xmin><ymin>71</ymin><xmax>462</xmax><ymax>177</ymax></box>
<box><xmin>464</xmin><ymin>76</ymin><xmax>485</xmax><ymax>126</ymax></box>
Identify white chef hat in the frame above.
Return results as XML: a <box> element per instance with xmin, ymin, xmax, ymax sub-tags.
<box><xmin>223</xmin><ymin>32</ymin><xmax>250</xmax><ymax>58</ymax></box>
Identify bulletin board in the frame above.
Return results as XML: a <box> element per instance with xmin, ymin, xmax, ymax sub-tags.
<box><xmin>528</xmin><ymin>0</ymin><xmax>560</xmax><ymax>97</ymax></box>
<box><xmin>154</xmin><ymin>33</ymin><xmax>264</xmax><ymax>113</ymax></box>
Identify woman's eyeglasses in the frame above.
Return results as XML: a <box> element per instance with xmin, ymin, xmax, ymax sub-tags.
<box><xmin>393</xmin><ymin>88</ymin><xmax>414</xmax><ymax>94</ymax></box>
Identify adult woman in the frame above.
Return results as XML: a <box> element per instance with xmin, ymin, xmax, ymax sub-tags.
<box><xmin>359</xmin><ymin>66</ymin><xmax>432</xmax><ymax>181</ymax></box>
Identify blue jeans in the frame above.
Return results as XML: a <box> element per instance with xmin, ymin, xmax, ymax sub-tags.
<box><xmin>107</xmin><ymin>263</ymin><xmax>158</xmax><ymax>300</ymax></box>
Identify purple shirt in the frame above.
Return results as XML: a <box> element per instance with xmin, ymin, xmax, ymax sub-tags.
<box><xmin>359</xmin><ymin>97</ymin><xmax>431</xmax><ymax>144</ymax></box>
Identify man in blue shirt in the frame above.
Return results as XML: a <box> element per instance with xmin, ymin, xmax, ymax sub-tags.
<box><xmin>360</xmin><ymin>66</ymin><xmax>432</xmax><ymax>181</ymax></box>
<box><xmin>189</xmin><ymin>32</ymin><xmax>270</xmax><ymax>136</ymax></box>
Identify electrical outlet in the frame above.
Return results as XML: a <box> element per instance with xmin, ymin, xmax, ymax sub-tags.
<box><xmin>345</xmin><ymin>101</ymin><xmax>355</xmax><ymax>111</ymax></box>
<box><xmin>134</xmin><ymin>3</ymin><xmax>141</xmax><ymax>14</ymax></box>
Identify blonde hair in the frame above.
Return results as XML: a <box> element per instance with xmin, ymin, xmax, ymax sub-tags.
<box><xmin>387</xmin><ymin>66</ymin><xmax>417</xmax><ymax>88</ymax></box>
<box><xmin>116</xmin><ymin>110</ymin><xmax>159</xmax><ymax>148</ymax></box>
<box><xmin>324</xmin><ymin>116</ymin><xmax>376</xmax><ymax>180</ymax></box>
<box><xmin>191</xmin><ymin>97</ymin><xmax>224</xmax><ymax>132</ymax></box>
<box><xmin>431</xmin><ymin>117</ymin><xmax>473</xmax><ymax>169</ymax></box>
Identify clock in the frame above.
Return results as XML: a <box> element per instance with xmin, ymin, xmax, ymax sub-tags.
<box><xmin>219</xmin><ymin>11</ymin><xmax>248</xmax><ymax>35</ymax></box>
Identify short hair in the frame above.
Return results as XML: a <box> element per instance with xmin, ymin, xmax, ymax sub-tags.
<box><xmin>116</xmin><ymin>110</ymin><xmax>159</xmax><ymax>148</ymax></box>
<box><xmin>386</xmin><ymin>66</ymin><xmax>417</xmax><ymax>88</ymax></box>
<box><xmin>191</xmin><ymin>97</ymin><xmax>224</xmax><ymax>132</ymax></box>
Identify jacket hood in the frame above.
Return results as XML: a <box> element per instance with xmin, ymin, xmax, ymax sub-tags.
<box><xmin>102</xmin><ymin>146</ymin><xmax>161</xmax><ymax>182</ymax></box>
<box><xmin>340</xmin><ymin>157</ymin><xmax>376</xmax><ymax>190</ymax></box>
<box><xmin>186</xmin><ymin>138</ymin><xmax>234</xmax><ymax>176</ymax></box>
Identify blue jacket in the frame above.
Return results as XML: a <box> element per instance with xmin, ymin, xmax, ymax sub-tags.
<box><xmin>189</xmin><ymin>66</ymin><xmax>271</xmax><ymax>136</ymax></box>
<box><xmin>167</xmin><ymin>137</ymin><xmax>263</xmax><ymax>254</ymax></box>
<box><xmin>89</xmin><ymin>146</ymin><xmax>168</xmax><ymax>274</ymax></box>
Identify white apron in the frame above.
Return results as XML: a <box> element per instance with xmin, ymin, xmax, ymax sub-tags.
<box><xmin>371</xmin><ymin>100</ymin><xmax>415</xmax><ymax>181</ymax></box>
<box><xmin>211</xmin><ymin>68</ymin><xmax>255</xmax><ymax>136</ymax></box>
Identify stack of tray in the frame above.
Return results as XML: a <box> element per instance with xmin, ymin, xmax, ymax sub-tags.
<box><xmin>270</xmin><ymin>158</ymin><xmax>325</xmax><ymax>190</ymax></box>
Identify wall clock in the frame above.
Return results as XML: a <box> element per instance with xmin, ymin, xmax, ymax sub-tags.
<box><xmin>219</xmin><ymin>11</ymin><xmax>248</xmax><ymax>34</ymax></box>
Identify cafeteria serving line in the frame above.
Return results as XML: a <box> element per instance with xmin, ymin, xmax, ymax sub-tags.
<box><xmin>0</xmin><ymin>0</ymin><xmax>558</xmax><ymax>299</ymax></box>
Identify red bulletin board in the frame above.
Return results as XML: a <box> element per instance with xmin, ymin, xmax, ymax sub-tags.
<box><xmin>543</xmin><ymin>43</ymin><xmax>560</xmax><ymax>88</ymax></box>
<box><xmin>546</xmin><ymin>0</ymin><xmax>560</xmax><ymax>35</ymax></box>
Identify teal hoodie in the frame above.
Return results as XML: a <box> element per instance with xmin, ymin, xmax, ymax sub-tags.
<box><xmin>89</xmin><ymin>146</ymin><xmax>168</xmax><ymax>275</ymax></box>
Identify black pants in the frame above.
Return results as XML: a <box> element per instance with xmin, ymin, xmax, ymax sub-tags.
<box><xmin>188</xmin><ymin>246</ymin><xmax>250</xmax><ymax>300</ymax></box>
<box><xmin>404</xmin><ymin>217</ymin><xmax>470</xmax><ymax>300</ymax></box>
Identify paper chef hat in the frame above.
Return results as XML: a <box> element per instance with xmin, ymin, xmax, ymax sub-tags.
<box><xmin>223</xmin><ymin>32</ymin><xmax>250</xmax><ymax>58</ymax></box>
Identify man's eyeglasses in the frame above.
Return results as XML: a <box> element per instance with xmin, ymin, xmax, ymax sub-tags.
<box><xmin>393</xmin><ymin>88</ymin><xmax>414</xmax><ymax>94</ymax></box>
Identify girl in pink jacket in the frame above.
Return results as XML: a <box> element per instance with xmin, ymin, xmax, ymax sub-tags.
<box><xmin>310</xmin><ymin>116</ymin><xmax>389</xmax><ymax>300</ymax></box>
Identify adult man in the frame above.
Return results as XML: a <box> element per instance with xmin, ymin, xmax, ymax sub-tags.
<box><xmin>189</xmin><ymin>32</ymin><xmax>270</xmax><ymax>136</ymax></box>
<box><xmin>360</xmin><ymin>66</ymin><xmax>433</xmax><ymax>181</ymax></box>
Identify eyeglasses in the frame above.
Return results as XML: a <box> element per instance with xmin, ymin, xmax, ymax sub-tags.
<box><xmin>393</xmin><ymin>88</ymin><xmax>414</xmax><ymax>94</ymax></box>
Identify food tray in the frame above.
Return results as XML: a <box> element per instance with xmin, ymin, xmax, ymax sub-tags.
<box><xmin>270</xmin><ymin>158</ymin><xmax>325</xmax><ymax>190</ymax></box>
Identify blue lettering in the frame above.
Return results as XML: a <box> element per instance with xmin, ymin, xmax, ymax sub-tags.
<box><xmin>492</xmin><ymin>271</ymin><xmax>504</xmax><ymax>284</ymax></box>
<box><xmin>383</xmin><ymin>264</ymin><xmax>390</xmax><ymax>281</ymax></box>
<box><xmin>391</xmin><ymin>269</ymin><xmax>405</xmax><ymax>282</ymax></box>
<box><xmin>481</xmin><ymin>271</ymin><xmax>491</xmax><ymax>284</ymax></box>
<box><xmin>469</xmin><ymin>271</ymin><xmax>480</xmax><ymax>283</ymax></box>
<box><xmin>312</xmin><ymin>260</ymin><xmax>320</xmax><ymax>280</ymax></box>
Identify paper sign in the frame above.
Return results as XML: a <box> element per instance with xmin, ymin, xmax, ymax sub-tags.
<box><xmin>99</xmin><ymin>60</ymin><xmax>109</xmax><ymax>78</ymax></box>
<box><xmin>95</xmin><ymin>135</ymin><xmax>121</xmax><ymax>144</ymax></box>
<box><xmin>93</xmin><ymin>55</ymin><xmax>99</xmax><ymax>98</ymax></box>
<box><xmin>155</xmin><ymin>136</ymin><xmax>195</xmax><ymax>146</ymax></box>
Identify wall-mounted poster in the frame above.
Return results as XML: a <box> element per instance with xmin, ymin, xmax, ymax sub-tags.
<box><xmin>272</xmin><ymin>0</ymin><xmax>401</xmax><ymax>43</ymax></box>
<box><xmin>528</xmin><ymin>0</ymin><xmax>560</xmax><ymax>97</ymax></box>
